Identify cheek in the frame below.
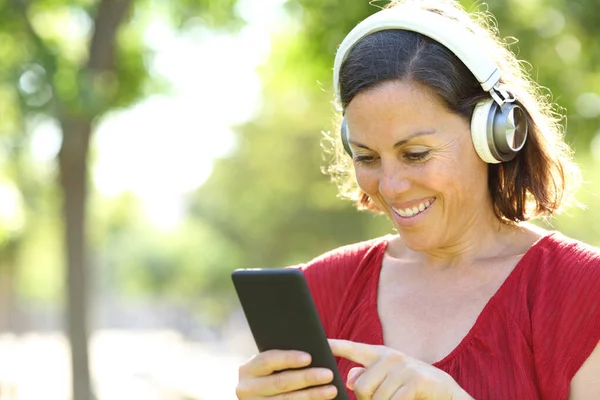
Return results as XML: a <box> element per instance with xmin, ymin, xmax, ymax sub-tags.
<box><xmin>437</xmin><ymin>138</ymin><xmax>489</xmax><ymax>187</ymax></box>
<box><xmin>354</xmin><ymin>167</ymin><xmax>379</xmax><ymax>194</ymax></box>
<box><xmin>438</xmin><ymin>155</ymin><xmax>489</xmax><ymax>199</ymax></box>
<box><xmin>455</xmin><ymin>148</ymin><xmax>489</xmax><ymax>187</ymax></box>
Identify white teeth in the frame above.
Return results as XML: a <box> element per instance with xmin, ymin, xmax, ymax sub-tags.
<box><xmin>392</xmin><ymin>199</ymin><xmax>434</xmax><ymax>218</ymax></box>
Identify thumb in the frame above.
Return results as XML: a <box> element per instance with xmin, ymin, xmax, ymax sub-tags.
<box><xmin>346</xmin><ymin>367</ymin><xmax>366</xmax><ymax>390</ymax></box>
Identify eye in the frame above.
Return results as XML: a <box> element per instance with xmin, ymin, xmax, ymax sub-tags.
<box><xmin>353</xmin><ymin>155</ymin><xmax>378</xmax><ymax>165</ymax></box>
<box><xmin>403</xmin><ymin>151</ymin><xmax>431</xmax><ymax>162</ymax></box>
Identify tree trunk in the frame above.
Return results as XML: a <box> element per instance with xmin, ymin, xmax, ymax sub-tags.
<box><xmin>0</xmin><ymin>266</ymin><xmax>15</xmax><ymax>331</ymax></box>
<box><xmin>56</xmin><ymin>1</ymin><xmax>134</xmax><ymax>397</ymax></box>
<box><xmin>58</xmin><ymin>116</ymin><xmax>93</xmax><ymax>400</ymax></box>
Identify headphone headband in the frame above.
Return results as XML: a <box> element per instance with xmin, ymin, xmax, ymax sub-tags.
<box><xmin>333</xmin><ymin>8</ymin><xmax>502</xmax><ymax>104</ymax></box>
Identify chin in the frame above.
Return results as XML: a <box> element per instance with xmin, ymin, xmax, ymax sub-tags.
<box><xmin>397</xmin><ymin>231</ymin><xmax>436</xmax><ymax>252</ymax></box>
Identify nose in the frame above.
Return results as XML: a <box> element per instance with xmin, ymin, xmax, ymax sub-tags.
<box><xmin>378</xmin><ymin>160</ymin><xmax>411</xmax><ymax>199</ymax></box>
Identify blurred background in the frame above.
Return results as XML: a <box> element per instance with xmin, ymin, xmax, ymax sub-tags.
<box><xmin>0</xmin><ymin>0</ymin><xmax>598</xmax><ymax>399</ymax></box>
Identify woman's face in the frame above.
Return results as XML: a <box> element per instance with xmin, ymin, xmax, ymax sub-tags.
<box><xmin>345</xmin><ymin>80</ymin><xmax>494</xmax><ymax>252</ymax></box>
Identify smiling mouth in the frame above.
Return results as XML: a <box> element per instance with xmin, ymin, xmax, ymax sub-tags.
<box><xmin>391</xmin><ymin>198</ymin><xmax>435</xmax><ymax>218</ymax></box>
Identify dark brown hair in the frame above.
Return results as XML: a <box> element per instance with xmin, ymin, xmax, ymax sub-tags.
<box><xmin>325</xmin><ymin>0</ymin><xmax>580</xmax><ymax>223</ymax></box>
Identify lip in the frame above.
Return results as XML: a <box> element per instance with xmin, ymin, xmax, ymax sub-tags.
<box><xmin>390</xmin><ymin>197</ymin><xmax>436</xmax><ymax>212</ymax></box>
<box><xmin>389</xmin><ymin>197</ymin><xmax>436</xmax><ymax>227</ymax></box>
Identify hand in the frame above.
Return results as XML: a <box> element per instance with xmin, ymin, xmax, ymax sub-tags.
<box><xmin>236</xmin><ymin>350</ymin><xmax>338</xmax><ymax>399</ymax></box>
<box><xmin>328</xmin><ymin>339</ymin><xmax>473</xmax><ymax>400</ymax></box>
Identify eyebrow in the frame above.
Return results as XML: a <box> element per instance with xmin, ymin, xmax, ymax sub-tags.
<box><xmin>349</xmin><ymin>129</ymin><xmax>437</xmax><ymax>150</ymax></box>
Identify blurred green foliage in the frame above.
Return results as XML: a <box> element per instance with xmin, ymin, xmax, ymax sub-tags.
<box><xmin>0</xmin><ymin>0</ymin><xmax>240</xmax><ymax>301</ymax></box>
<box><xmin>1</xmin><ymin>0</ymin><xmax>599</xmax><ymax>327</ymax></box>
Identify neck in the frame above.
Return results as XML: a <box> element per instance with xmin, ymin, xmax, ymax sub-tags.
<box><xmin>403</xmin><ymin>208</ymin><xmax>526</xmax><ymax>270</ymax></box>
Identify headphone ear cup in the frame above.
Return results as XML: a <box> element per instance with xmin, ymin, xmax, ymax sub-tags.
<box><xmin>471</xmin><ymin>99</ymin><xmax>528</xmax><ymax>163</ymax></box>
<box><xmin>493</xmin><ymin>103</ymin><xmax>528</xmax><ymax>158</ymax></box>
<box><xmin>471</xmin><ymin>99</ymin><xmax>501</xmax><ymax>164</ymax></box>
<box><xmin>340</xmin><ymin>117</ymin><xmax>353</xmax><ymax>156</ymax></box>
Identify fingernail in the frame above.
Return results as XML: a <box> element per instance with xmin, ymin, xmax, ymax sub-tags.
<box><xmin>347</xmin><ymin>369</ymin><xmax>360</xmax><ymax>381</ymax></box>
<box><xmin>346</xmin><ymin>377</ymin><xmax>354</xmax><ymax>390</ymax></box>
<box><xmin>346</xmin><ymin>367</ymin><xmax>364</xmax><ymax>390</ymax></box>
<box><xmin>299</xmin><ymin>353</ymin><xmax>311</xmax><ymax>363</ymax></box>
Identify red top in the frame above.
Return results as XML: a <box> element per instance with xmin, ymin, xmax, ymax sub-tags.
<box><xmin>299</xmin><ymin>232</ymin><xmax>600</xmax><ymax>400</ymax></box>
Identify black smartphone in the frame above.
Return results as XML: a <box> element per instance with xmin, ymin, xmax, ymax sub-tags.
<box><xmin>231</xmin><ymin>268</ymin><xmax>348</xmax><ymax>400</ymax></box>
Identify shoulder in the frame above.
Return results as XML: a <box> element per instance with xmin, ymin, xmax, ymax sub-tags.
<box><xmin>294</xmin><ymin>235</ymin><xmax>391</xmax><ymax>335</ymax></box>
<box><xmin>537</xmin><ymin>231</ymin><xmax>600</xmax><ymax>272</ymax></box>
<box><xmin>525</xmin><ymin>231</ymin><xmax>600</xmax><ymax>307</ymax></box>
<box><xmin>544</xmin><ymin>230</ymin><xmax>600</xmax><ymax>256</ymax></box>
<box><xmin>299</xmin><ymin>235</ymin><xmax>390</xmax><ymax>282</ymax></box>
<box><xmin>523</xmin><ymin>231</ymin><xmax>600</xmax><ymax>275</ymax></box>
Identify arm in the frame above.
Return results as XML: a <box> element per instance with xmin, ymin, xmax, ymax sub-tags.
<box><xmin>569</xmin><ymin>340</ymin><xmax>600</xmax><ymax>400</ymax></box>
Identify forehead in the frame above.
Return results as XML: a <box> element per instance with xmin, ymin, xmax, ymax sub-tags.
<box><xmin>344</xmin><ymin>80</ymin><xmax>457</xmax><ymax>134</ymax></box>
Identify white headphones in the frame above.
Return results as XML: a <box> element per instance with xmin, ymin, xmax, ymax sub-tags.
<box><xmin>333</xmin><ymin>8</ymin><xmax>528</xmax><ymax>164</ymax></box>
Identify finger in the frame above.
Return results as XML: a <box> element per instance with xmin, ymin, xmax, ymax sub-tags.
<box><xmin>251</xmin><ymin>368</ymin><xmax>334</xmax><ymax>397</ymax></box>
<box><xmin>351</xmin><ymin>359</ymin><xmax>392</xmax><ymax>400</ymax></box>
<box><xmin>346</xmin><ymin>367</ymin><xmax>365</xmax><ymax>390</ymax></box>
<box><xmin>269</xmin><ymin>384</ymin><xmax>338</xmax><ymax>400</ymax></box>
<box><xmin>370</xmin><ymin>354</ymin><xmax>410</xmax><ymax>400</ymax></box>
<box><xmin>240</xmin><ymin>350</ymin><xmax>311</xmax><ymax>378</ymax></box>
<box><xmin>328</xmin><ymin>339</ymin><xmax>383</xmax><ymax>367</ymax></box>
<box><xmin>390</xmin><ymin>385</ymin><xmax>415</xmax><ymax>400</ymax></box>
<box><xmin>372</xmin><ymin>373</ymin><xmax>407</xmax><ymax>400</ymax></box>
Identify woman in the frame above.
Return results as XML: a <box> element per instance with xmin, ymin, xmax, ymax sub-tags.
<box><xmin>236</xmin><ymin>0</ymin><xmax>600</xmax><ymax>399</ymax></box>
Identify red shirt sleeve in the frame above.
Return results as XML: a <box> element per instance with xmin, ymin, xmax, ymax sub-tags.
<box><xmin>531</xmin><ymin>235</ymin><xmax>600</xmax><ymax>399</ymax></box>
